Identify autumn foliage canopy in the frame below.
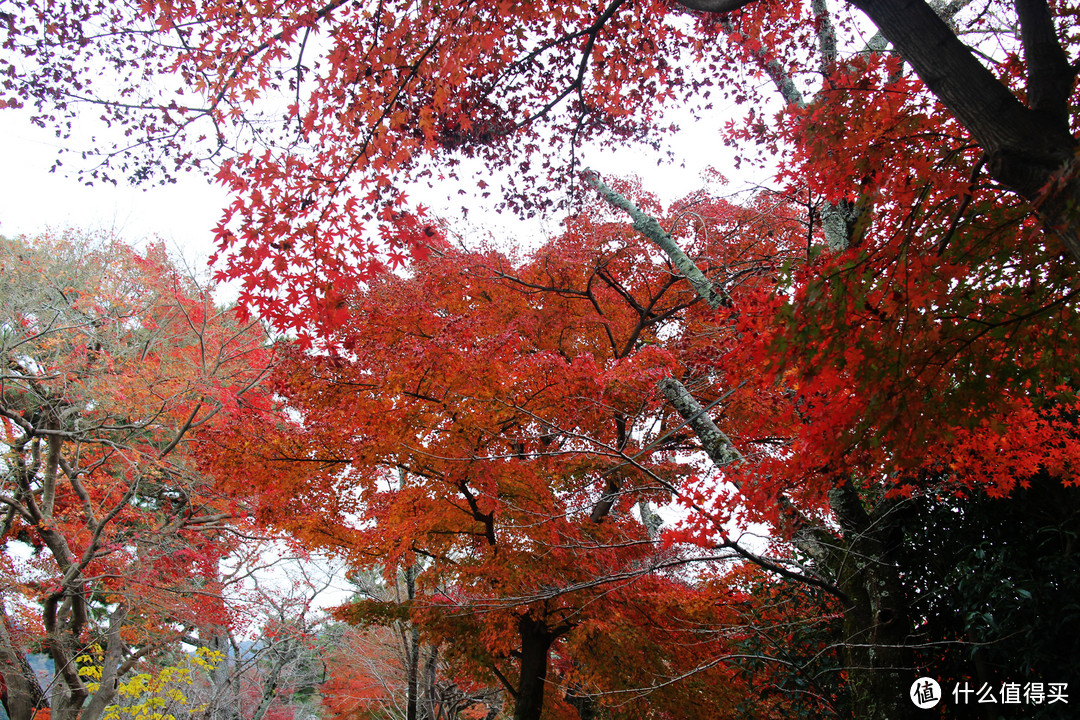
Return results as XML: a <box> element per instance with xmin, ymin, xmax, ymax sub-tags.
<box><xmin>4</xmin><ymin>0</ymin><xmax>1080</xmax><ymax>718</ymax></box>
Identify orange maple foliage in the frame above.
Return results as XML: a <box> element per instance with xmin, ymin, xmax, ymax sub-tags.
<box><xmin>202</xmin><ymin>186</ymin><xmax>846</xmax><ymax>719</ymax></box>
<box><xmin>216</xmin><ymin>161</ymin><xmax>1080</xmax><ymax>717</ymax></box>
<box><xmin>321</xmin><ymin>627</ymin><xmax>404</xmax><ymax>720</ymax></box>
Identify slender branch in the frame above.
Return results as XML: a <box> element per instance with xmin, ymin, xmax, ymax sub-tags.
<box><xmin>719</xmin><ymin>16</ymin><xmax>806</xmax><ymax>108</ymax></box>
<box><xmin>657</xmin><ymin>377</ymin><xmax>841</xmax><ymax>566</ymax></box>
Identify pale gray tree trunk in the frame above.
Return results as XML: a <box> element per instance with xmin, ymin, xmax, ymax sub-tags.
<box><xmin>589</xmin><ymin>171</ymin><xmax>921</xmax><ymax>720</ymax></box>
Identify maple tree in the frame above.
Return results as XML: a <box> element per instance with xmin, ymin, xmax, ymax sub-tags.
<box><xmin>320</xmin><ymin>623</ymin><xmax>415</xmax><ymax>720</ymax></box>
<box><xmin>215</xmin><ymin>152</ymin><xmax>1080</xmax><ymax>719</ymax></box>
<box><xmin>204</xmin><ymin>190</ymin><xmax>861</xmax><ymax>720</ymax></box>
<box><xmin>321</xmin><ymin>570</ymin><xmax>504</xmax><ymax>720</ymax></box>
<box><xmin>228</xmin><ymin>594</ymin><xmax>326</xmax><ymax>720</ymax></box>
<box><xmin>0</xmin><ymin>231</ymin><xmax>276</xmax><ymax>720</ymax></box>
<box><xmin>584</xmin><ymin>165</ymin><xmax>1079</xmax><ymax>716</ymax></box>
<box><xmin>148</xmin><ymin>554</ymin><xmax>352</xmax><ymax>720</ymax></box>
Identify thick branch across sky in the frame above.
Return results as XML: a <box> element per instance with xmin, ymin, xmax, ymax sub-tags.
<box><xmin>672</xmin><ymin>0</ymin><xmax>1080</xmax><ymax>259</ymax></box>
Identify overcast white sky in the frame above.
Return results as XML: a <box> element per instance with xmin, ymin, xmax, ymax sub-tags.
<box><xmin>1</xmin><ymin>112</ymin><xmax>230</xmax><ymax>261</ymax></box>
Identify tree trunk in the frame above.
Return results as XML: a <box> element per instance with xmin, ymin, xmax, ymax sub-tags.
<box><xmin>407</xmin><ymin>624</ymin><xmax>420</xmax><ymax>720</ymax></box>
<box><xmin>0</xmin><ymin>610</ymin><xmax>43</xmax><ymax>720</ymax></box>
<box><xmin>404</xmin><ymin>564</ymin><xmax>420</xmax><ymax>720</ymax></box>
<box><xmin>420</xmin><ymin>645</ymin><xmax>439</xmax><ymax>720</ymax></box>
<box><xmin>829</xmin><ymin>484</ymin><xmax>917</xmax><ymax>720</ymax></box>
<box><xmin>207</xmin><ymin>630</ymin><xmax>239</xmax><ymax>720</ymax></box>
<box><xmin>46</xmin><ymin>594</ymin><xmax>87</xmax><ymax>720</ymax></box>
<box><xmin>836</xmin><ymin>578</ymin><xmax>917</xmax><ymax>720</ymax></box>
<box><xmin>80</xmin><ymin>603</ymin><xmax>127</xmax><ymax>720</ymax></box>
<box><xmin>513</xmin><ymin>615</ymin><xmax>558</xmax><ymax>720</ymax></box>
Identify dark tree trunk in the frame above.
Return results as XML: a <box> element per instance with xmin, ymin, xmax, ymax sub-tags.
<box><xmin>421</xmin><ymin>645</ymin><xmax>439</xmax><ymax>720</ymax></box>
<box><xmin>405</xmin><ymin>564</ymin><xmax>420</xmax><ymax>720</ymax></box>
<box><xmin>407</xmin><ymin>624</ymin><xmax>421</xmax><ymax>720</ymax></box>
<box><xmin>512</xmin><ymin>615</ymin><xmax>559</xmax><ymax>720</ymax></box>
<box><xmin>830</xmin><ymin>485</ymin><xmax>917</xmax><ymax>720</ymax></box>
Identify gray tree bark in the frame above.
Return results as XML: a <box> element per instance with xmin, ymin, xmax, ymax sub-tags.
<box><xmin>588</xmin><ymin>171</ymin><xmax>922</xmax><ymax>719</ymax></box>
